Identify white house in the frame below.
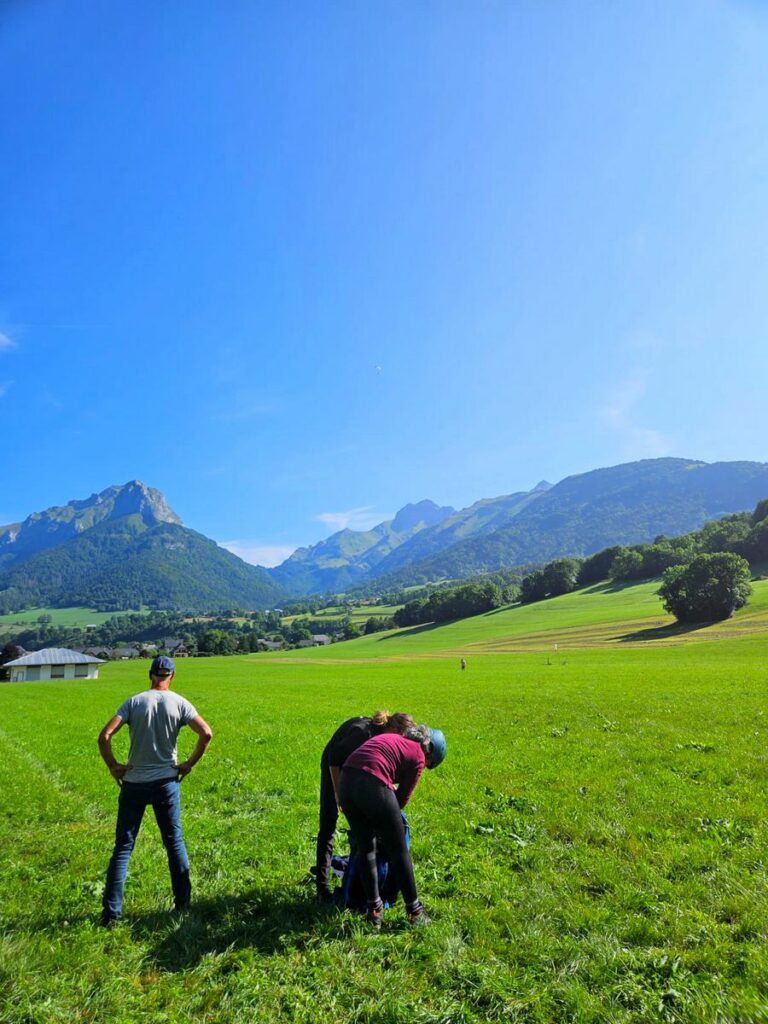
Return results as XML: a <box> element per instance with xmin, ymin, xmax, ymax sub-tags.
<box><xmin>3</xmin><ymin>647</ymin><xmax>105</xmax><ymax>683</ymax></box>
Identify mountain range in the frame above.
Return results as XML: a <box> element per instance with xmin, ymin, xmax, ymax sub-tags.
<box><xmin>269</xmin><ymin>458</ymin><xmax>768</xmax><ymax>593</ymax></box>
<box><xmin>0</xmin><ymin>482</ymin><xmax>284</xmax><ymax>613</ymax></box>
<box><xmin>2</xmin><ymin>457</ymin><xmax>768</xmax><ymax>612</ymax></box>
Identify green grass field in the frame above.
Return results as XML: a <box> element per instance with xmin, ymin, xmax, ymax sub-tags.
<box><xmin>1</xmin><ymin>581</ymin><xmax>768</xmax><ymax>1022</ymax></box>
<box><xmin>0</xmin><ymin>606</ymin><xmax>141</xmax><ymax>629</ymax></box>
<box><xmin>272</xmin><ymin>579</ymin><xmax>768</xmax><ymax>660</ymax></box>
<box><xmin>281</xmin><ymin>604</ymin><xmax>402</xmax><ymax>626</ymax></box>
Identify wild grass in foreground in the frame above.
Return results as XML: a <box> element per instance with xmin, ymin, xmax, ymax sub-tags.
<box><xmin>1</xmin><ymin>642</ymin><xmax>767</xmax><ymax>1022</ymax></box>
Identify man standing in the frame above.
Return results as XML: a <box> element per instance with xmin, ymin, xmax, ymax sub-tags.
<box><xmin>97</xmin><ymin>655</ymin><xmax>212</xmax><ymax>926</ymax></box>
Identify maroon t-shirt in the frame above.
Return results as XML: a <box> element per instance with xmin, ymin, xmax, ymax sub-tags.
<box><xmin>343</xmin><ymin>733</ymin><xmax>426</xmax><ymax>808</ymax></box>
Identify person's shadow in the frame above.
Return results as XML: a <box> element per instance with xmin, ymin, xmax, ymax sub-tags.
<box><xmin>128</xmin><ymin>889</ymin><xmax>366</xmax><ymax>971</ymax></box>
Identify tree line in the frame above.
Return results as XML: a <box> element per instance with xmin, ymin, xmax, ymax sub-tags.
<box><xmin>392</xmin><ymin>575</ymin><xmax>520</xmax><ymax>628</ymax></box>
<box><xmin>516</xmin><ymin>499</ymin><xmax>768</xmax><ymax>622</ymax></box>
<box><xmin>0</xmin><ymin>606</ymin><xmax>355</xmax><ymax>656</ymax></box>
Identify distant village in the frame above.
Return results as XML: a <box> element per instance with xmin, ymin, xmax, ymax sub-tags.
<box><xmin>0</xmin><ymin>632</ymin><xmax>335</xmax><ymax>683</ymax></box>
<box><xmin>73</xmin><ymin>634</ymin><xmax>333</xmax><ymax>660</ymax></box>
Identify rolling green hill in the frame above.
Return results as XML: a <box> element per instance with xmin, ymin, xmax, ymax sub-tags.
<box><xmin>0</xmin><ymin>606</ymin><xmax>133</xmax><ymax>629</ymax></box>
<box><xmin>267</xmin><ymin>576</ymin><xmax>768</xmax><ymax>660</ymax></box>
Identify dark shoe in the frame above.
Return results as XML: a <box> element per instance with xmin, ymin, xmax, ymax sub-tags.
<box><xmin>316</xmin><ymin>888</ymin><xmax>334</xmax><ymax>906</ymax></box>
<box><xmin>172</xmin><ymin>901</ymin><xmax>190</xmax><ymax>914</ymax></box>
<box><xmin>407</xmin><ymin>907</ymin><xmax>432</xmax><ymax>927</ymax></box>
<box><xmin>99</xmin><ymin>913</ymin><xmax>119</xmax><ymax>929</ymax></box>
<box><xmin>365</xmin><ymin>902</ymin><xmax>383</xmax><ymax>930</ymax></box>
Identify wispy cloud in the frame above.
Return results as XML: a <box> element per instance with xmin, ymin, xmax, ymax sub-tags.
<box><xmin>598</xmin><ymin>369</ymin><xmax>672</xmax><ymax>457</ymax></box>
<box><xmin>316</xmin><ymin>506</ymin><xmax>390</xmax><ymax>532</ymax></box>
<box><xmin>219</xmin><ymin>540</ymin><xmax>297</xmax><ymax>568</ymax></box>
<box><xmin>0</xmin><ymin>381</ymin><xmax>13</xmax><ymax>399</ymax></box>
<box><xmin>0</xmin><ymin>331</ymin><xmax>16</xmax><ymax>353</ymax></box>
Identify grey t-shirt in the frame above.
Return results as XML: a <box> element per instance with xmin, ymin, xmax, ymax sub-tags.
<box><xmin>115</xmin><ymin>689</ymin><xmax>198</xmax><ymax>783</ymax></box>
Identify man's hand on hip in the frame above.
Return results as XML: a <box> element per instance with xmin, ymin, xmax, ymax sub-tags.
<box><xmin>109</xmin><ymin>764</ymin><xmax>128</xmax><ymax>781</ymax></box>
<box><xmin>177</xmin><ymin>761</ymin><xmax>193</xmax><ymax>778</ymax></box>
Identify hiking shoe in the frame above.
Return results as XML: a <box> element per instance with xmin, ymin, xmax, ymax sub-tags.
<box><xmin>365</xmin><ymin>904</ymin><xmax>383</xmax><ymax>930</ymax></box>
<box><xmin>407</xmin><ymin>907</ymin><xmax>432</xmax><ymax>927</ymax></box>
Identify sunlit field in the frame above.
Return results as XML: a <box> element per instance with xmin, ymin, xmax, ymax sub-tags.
<box><xmin>2</xmin><ymin>586</ymin><xmax>768</xmax><ymax>1022</ymax></box>
<box><xmin>0</xmin><ymin>606</ymin><xmax>135</xmax><ymax>630</ymax></box>
<box><xmin>280</xmin><ymin>603</ymin><xmax>403</xmax><ymax>626</ymax></box>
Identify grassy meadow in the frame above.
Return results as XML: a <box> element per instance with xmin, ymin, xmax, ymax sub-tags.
<box><xmin>1</xmin><ymin>582</ymin><xmax>768</xmax><ymax>1022</ymax></box>
<box><xmin>280</xmin><ymin>604</ymin><xmax>403</xmax><ymax>626</ymax></box>
<box><xmin>0</xmin><ymin>607</ymin><xmax>142</xmax><ymax>631</ymax></box>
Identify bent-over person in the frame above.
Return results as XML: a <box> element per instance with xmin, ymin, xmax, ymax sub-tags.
<box><xmin>316</xmin><ymin>710</ymin><xmax>413</xmax><ymax>903</ymax></box>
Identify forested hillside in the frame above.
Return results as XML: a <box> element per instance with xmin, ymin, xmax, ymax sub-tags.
<box><xmin>0</xmin><ymin>483</ymin><xmax>287</xmax><ymax>613</ymax></box>
<box><xmin>357</xmin><ymin>459</ymin><xmax>768</xmax><ymax>591</ymax></box>
<box><xmin>0</xmin><ymin>515</ymin><xmax>286</xmax><ymax>613</ymax></box>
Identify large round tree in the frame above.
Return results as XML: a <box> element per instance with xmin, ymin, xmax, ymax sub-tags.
<box><xmin>658</xmin><ymin>552</ymin><xmax>752</xmax><ymax>623</ymax></box>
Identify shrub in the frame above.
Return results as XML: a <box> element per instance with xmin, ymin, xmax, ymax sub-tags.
<box><xmin>658</xmin><ymin>552</ymin><xmax>752</xmax><ymax>623</ymax></box>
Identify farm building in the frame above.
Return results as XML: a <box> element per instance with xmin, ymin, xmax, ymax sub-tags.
<box><xmin>3</xmin><ymin>647</ymin><xmax>105</xmax><ymax>683</ymax></box>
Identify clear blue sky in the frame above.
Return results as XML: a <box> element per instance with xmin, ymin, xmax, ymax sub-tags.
<box><xmin>2</xmin><ymin>1</ymin><xmax>767</xmax><ymax>566</ymax></box>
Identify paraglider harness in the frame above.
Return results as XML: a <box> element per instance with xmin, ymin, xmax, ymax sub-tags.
<box><xmin>331</xmin><ymin>812</ymin><xmax>410</xmax><ymax>911</ymax></box>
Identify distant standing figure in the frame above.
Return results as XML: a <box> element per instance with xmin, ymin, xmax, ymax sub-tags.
<box><xmin>460</xmin><ymin>658</ymin><xmax>466</xmax><ymax>671</ymax></box>
<box><xmin>97</xmin><ymin>655</ymin><xmax>213</xmax><ymax>926</ymax></box>
<box><xmin>315</xmin><ymin>710</ymin><xmax>413</xmax><ymax>903</ymax></box>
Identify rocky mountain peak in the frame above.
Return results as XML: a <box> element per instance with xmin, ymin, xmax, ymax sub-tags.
<box><xmin>391</xmin><ymin>500</ymin><xmax>456</xmax><ymax>534</ymax></box>
<box><xmin>110</xmin><ymin>481</ymin><xmax>182</xmax><ymax>526</ymax></box>
<box><xmin>0</xmin><ymin>481</ymin><xmax>182</xmax><ymax>564</ymax></box>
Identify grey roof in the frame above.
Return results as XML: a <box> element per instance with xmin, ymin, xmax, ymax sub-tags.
<box><xmin>4</xmin><ymin>647</ymin><xmax>105</xmax><ymax>667</ymax></box>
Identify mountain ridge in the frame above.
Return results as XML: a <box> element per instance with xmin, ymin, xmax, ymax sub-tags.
<box><xmin>269</xmin><ymin>498</ymin><xmax>458</xmax><ymax>594</ymax></box>
<box><xmin>0</xmin><ymin>483</ymin><xmax>285</xmax><ymax>613</ymax></box>
<box><xmin>0</xmin><ymin>481</ymin><xmax>181</xmax><ymax>568</ymax></box>
<box><xmin>352</xmin><ymin>458</ymin><xmax>768</xmax><ymax>590</ymax></box>
<box><xmin>268</xmin><ymin>458</ymin><xmax>768</xmax><ymax>594</ymax></box>
<box><xmin>4</xmin><ymin>458</ymin><xmax>768</xmax><ymax>610</ymax></box>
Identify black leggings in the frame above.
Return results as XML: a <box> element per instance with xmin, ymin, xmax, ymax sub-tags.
<box><xmin>315</xmin><ymin>762</ymin><xmax>338</xmax><ymax>892</ymax></box>
<box><xmin>338</xmin><ymin>767</ymin><xmax>418</xmax><ymax>907</ymax></box>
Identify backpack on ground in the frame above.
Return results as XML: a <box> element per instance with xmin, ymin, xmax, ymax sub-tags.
<box><xmin>331</xmin><ymin>813</ymin><xmax>410</xmax><ymax>911</ymax></box>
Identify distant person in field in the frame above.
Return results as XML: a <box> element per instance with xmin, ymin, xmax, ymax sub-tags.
<box><xmin>97</xmin><ymin>655</ymin><xmax>213</xmax><ymax>927</ymax></box>
<box><xmin>315</xmin><ymin>710</ymin><xmax>413</xmax><ymax>904</ymax></box>
<box><xmin>460</xmin><ymin>658</ymin><xmax>466</xmax><ymax>671</ymax></box>
<box><xmin>338</xmin><ymin>723</ymin><xmax>446</xmax><ymax>928</ymax></box>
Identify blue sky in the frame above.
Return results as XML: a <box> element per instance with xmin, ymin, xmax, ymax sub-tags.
<box><xmin>2</xmin><ymin>1</ymin><xmax>767</xmax><ymax>566</ymax></box>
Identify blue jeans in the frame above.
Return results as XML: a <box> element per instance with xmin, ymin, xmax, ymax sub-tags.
<box><xmin>102</xmin><ymin>777</ymin><xmax>190</xmax><ymax>919</ymax></box>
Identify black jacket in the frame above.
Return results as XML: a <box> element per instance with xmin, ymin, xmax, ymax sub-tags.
<box><xmin>321</xmin><ymin>716</ymin><xmax>376</xmax><ymax>769</ymax></box>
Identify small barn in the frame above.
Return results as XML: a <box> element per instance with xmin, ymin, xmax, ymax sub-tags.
<box><xmin>3</xmin><ymin>647</ymin><xmax>105</xmax><ymax>683</ymax></box>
